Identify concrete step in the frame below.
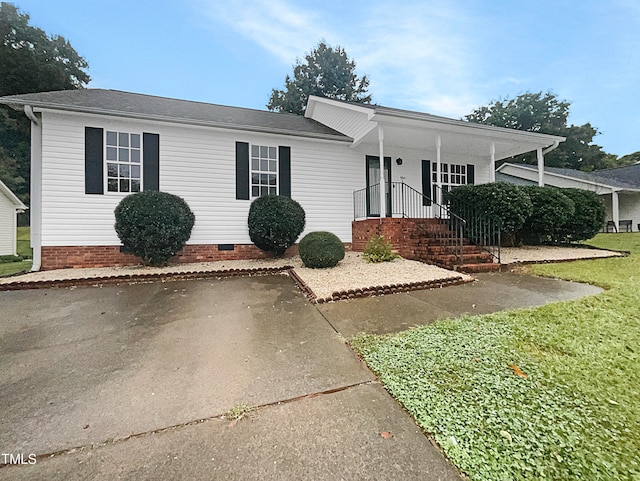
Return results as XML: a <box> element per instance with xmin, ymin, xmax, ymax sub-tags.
<box><xmin>457</xmin><ymin>263</ymin><xmax>502</xmax><ymax>273</ymax></box>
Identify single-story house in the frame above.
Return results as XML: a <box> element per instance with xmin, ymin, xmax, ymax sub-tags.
<box><xmin>0</xmin><ymin>179</ymin><xmax>27</xmax><ymax>256</ymax></box>
<box><xmin>0</xmin><ymin>89</ymin><xmax>565</xmax><ymax>271</ymax></box>
<box><xmin>497</xmin><ymin>162</ymin><xmax>640</xmax><ymax>232</ymax></box>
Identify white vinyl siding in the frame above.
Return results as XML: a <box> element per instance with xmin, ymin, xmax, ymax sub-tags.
<box><xmin>38</xmin><ymin>110</ymin><xmax>362</xmax><ymax>247</ymax></box>
<box><xmin>0</xmin><ymin>191</ymin><xmax>17</xmax><ymax>255</ymax></box>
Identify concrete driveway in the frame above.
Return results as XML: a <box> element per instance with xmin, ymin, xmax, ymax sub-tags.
<box><xmin>0</xmin><ymin>275</ymin><xmax>462</xmax><ymax>480</ymax></box>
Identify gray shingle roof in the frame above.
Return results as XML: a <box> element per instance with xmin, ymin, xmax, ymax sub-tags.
<box><xmin>501</xmin><ymin>163</ymin><xmax>640</xmax><ymax>190</ymax></box>
<box><xmin>595</xmin><ymin>164</ymin><xmax>640</xmax><ymax>187</ymax></box>
<box><xmin>0</xmin><ymin>89</ymin><xmax>350</xmax><ymax>141</ymax></box>
<box><xmin>495</xmin><ymin>172</ymin><xmax>537</xmax><ymax>186</ymax></box>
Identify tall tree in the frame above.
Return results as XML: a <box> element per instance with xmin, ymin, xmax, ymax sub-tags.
<box><xmin>267</xmin><ymin>41</ymin><xmax>371</xmax><ymax>115</ymax></box>
<box><xmin>465</xmin><ymin>91</ymin><xmax>626</xmax><ymax>172</ymax></box>
<box><xmin>0</xmin><ymin>2</ymin><xmax>90</xmax><ymax>204</ymax></box>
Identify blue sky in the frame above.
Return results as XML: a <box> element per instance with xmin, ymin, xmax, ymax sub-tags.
<box><xmin>18</xmin><ymin>0</ymin><xmax>640</xmax><ymax>156</ymax></box>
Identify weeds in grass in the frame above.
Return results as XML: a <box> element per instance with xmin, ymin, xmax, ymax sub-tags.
<box><xmin>351</xmin><ymin>233</ymin><xmax>640</xmax><ymax>480</ymax></box>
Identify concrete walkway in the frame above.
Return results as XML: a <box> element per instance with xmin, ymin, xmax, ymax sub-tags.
<box><xmin>0</xmin><ymin>272</ymin><xmax>602</xmax><ymax>479</ymax></box>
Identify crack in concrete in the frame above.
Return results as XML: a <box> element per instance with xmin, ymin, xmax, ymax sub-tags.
<box><xmin>0</xmin><ymin>380</ymin><xmax>376</xmax><ymax>468</ymax></box>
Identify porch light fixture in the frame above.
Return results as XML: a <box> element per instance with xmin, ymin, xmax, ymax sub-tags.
<box><xmin>395</xmin><ymin>158</ymin><xmax>403</xmax><ymax>165</ymax></box>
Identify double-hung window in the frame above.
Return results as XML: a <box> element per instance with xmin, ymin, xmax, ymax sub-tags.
<box><xmin>432</xmin><ymin>162</ymin><xmax>467</xmax><ymax>198</ymax></box>
<box><xmin>251</xmin><ymin>145</ymin><xmax>278</xmax><ymax>197</ymax></box>
<box><xmin>106</xmin><ymin>131</ymin><xmax>142</xmax><ymax>193</ymax></box>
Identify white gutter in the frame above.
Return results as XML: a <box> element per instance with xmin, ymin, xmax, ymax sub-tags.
<box><xmin>9</xmin><ymin>102</ymin><xmax>351</xmax><ymax>143</ymax></box>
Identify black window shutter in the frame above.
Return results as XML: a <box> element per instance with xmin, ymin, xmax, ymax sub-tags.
<box><xmin>421</xmin><ymin>160</ymin><xmax>432</xmax><ymax>206</ymax></box>
<box><xmin>236</xmin><ymin>142</ymin><xmax>250</xmax><ymax>200</ymax></box>
<box><xmin>467</xmin><ymin>164</ymin><xmax>475</xmax><ymax>185</ymax></box>
<box><xmin>143</xmin><ymin>133</ymin><xmax>160</xmax><ymax>191</ymax></box>
<box><xmin>279</xmin><ymin>146</ymin><xmax>291</xmax><ymax>197</ymax></box>
<box><xmin>85</xmin><ymin>127</ymin><xmax>104</xmax><ymax>194</ymax></box>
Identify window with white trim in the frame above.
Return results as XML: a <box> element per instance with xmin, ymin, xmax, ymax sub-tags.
<box><xmin>106</xmin><ymin>131</ymin><xmax>141</xmax><ymax>193</ymax></box>
<box><xmin>251</xmin><ymin>144</ymin><xmax>278</xmax><ymax>197</ymax></box>
<box><xmin>432</xmin><ymin>162</ymin><xmax>467</xmax><ymax>199</ymax></box>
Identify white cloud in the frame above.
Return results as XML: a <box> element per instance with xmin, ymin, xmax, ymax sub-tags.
<box><xmin>348</xmin><ymin>2</ymin><xmax>481</xmax><ymax>116</ymax></box>
<box><xmin>195</xmin><ymin>0</ymin><xmax>491</xmax><ymax>117</ymax></box>
<box><xmin>195</xmin><ymin>0</ymin><xmax>332</xmax><ymax>64</ymax></box>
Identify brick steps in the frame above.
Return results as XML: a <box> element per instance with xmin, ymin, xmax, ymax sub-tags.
<box><xmin>352</xmin><ymin>218</ymin><xmax>499</xmax><ymax>271</ymax></box>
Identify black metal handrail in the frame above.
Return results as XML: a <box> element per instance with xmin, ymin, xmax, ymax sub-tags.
<box><xmin>353</xmin><ymin>182</ymin><xmax>467</xmax><ymax>264</ymax></box>
<box><xmin>441</xmin><ymin>186</ymin><xmax>502</xmax><ymax>263</ymax></box>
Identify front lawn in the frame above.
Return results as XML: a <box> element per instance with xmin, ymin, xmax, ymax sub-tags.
<box><xmin>0</xmin><ymin>226</ymin><xmax>31</xmax><ymax>277</ymax></box>
<box><xmin>352</xmin><ymin>233</ymin><xmax>639</xmax><ymax>480</ymax></box>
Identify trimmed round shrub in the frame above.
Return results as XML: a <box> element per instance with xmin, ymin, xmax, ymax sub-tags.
<box><xmin>449</xmin><ymin>182</ymin><xmax>533</xmax><ymax>245</ymax></box>
<box><xmin>248</xmin><ymin>195</ymin><xmax>305</xmax><ymax>256</ymax></box>
<box><xmin>555</xmin><ymin>188</ymin><xmax>606</xmax><ymax>242</ymax></box>
<box><xmin>114</xmin><ymin>191</ymin><xmax>195</xmax><ymax>266</ymax></box>
<box><xmin>518</xmin><ymin>186</ymin><xmax>575</xmax><ymax>245</ymax></box>
<box><xmin>299</xmin><ymin>231</ymin><xmax>345</xmax><ymax>268</ymax></box>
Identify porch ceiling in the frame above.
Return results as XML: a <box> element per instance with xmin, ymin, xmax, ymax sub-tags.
<box><xmin>358</xmin><ymin>114</ymin><xmax>563</xmax><ymax>160</ymax></box>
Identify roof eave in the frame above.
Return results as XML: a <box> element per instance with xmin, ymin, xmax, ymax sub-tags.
<box><xmin>499</xmin><ymin>162</ymin><xmax>640</xmax><ymax>192</ymax></box>
<box><xmin>0</xmin><ymin>181</ymin><xmax>26</xmax><ymax>209</ymax></box>
<box><xmin>371</xmin><ymin>108</ymin><xmax>566</xmax><ymax>144</ymax></box>
<box><xmin>0</xmin><ymin>99</ymin><xmax>352</xmax><ymax>143</ymax></box>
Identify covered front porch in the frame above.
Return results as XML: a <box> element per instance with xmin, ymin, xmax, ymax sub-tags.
<box><xmin>305</xmin><ymin>96</ymin><xmax>566</xmax><ymax>269</ymax></box>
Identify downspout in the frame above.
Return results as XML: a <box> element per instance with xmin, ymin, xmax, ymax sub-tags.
<box><xmin>543</xmin><ymin>140</ymin><xmax>560</xmax><ymax>156</ymax></box>
<box><xmin>24</xmin><ymin>104</ymin><xmax>39</xmax><ymax>125</ymax></box>
<box><xmin>536</xmin><ymin>140</ymin><xmax>561</xmax><ymax>187</ymax></box>
<box><xmin>24</xmin><ymin>105</ymin><xmax>42</xmax><ymax>271</ymax></box>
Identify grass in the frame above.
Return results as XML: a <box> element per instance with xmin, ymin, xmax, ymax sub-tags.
<box><xmin>0</xmin><ymin>226</ymin><xmax>31</xmax><ymax>277</ymax></box>
<box><xmin>17</xmin><ymin>226</ymin><xmax>32</xmax><ymax>258</ymax></box>
<box><xmin>352</xmin><ymin>233</ymin><xmax>640</xmax><ymax>481</ymax></box>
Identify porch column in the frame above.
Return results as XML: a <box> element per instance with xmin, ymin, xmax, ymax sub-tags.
<box><xmin>490</xmin><ymin>142</ymin><xmax>496</xmax><ymax>182</ymax></box>
<box><xmin>436</xmin><ymin>135</ymin><xmax>442</xmax><ymax>207</ymax></box>
<box><xmin>537</xmin><ymin>147</ymin><xmax>544</xmax><ymax>186</ymax></box>
<box><xmin>612</xmin><ymin>189</ymin><xmax>620</xmax><ymax>232</ymax></box>
<box><xmin>378</xmin><ymin>125</ymin><xmax>386</xmax><ymax>218</ymax></box>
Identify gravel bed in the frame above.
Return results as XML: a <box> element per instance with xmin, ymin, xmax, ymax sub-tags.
<box><xmin>0</xmin><ymin>252</ymin><xmax>471</xmax><ymax>300</ymax></box>
<box><xmin>500</xmin><ymin>245</ymin><xmax>624</xmax><ymax>264</ymax></box>
<box><xmin>1</xmin><ymin>246</ymin><xmax>622</xmax><ymax>297</ymax></box>
<box><xmin>287</xmin><ymin>252</ymin><xmax>471</xmax><ymax>300</ymax></box>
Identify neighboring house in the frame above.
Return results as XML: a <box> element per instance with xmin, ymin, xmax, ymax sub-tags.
<box><xmin>0</xmin><ymin>179</ymin><xmax>26</xmax><ymax>256</ymax></box>
<box><xmin>497</xmin><ymin>162</ymin><xmax>640</xmax><ymax>232</ymax></box>
<box><xmin>0</xmin><ymin>89</ymin><xmax>564</xmax><ymax>271</ymax></box>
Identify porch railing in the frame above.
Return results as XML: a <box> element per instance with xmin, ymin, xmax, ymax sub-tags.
<box><xmin>441</xmin><ymin>186</ymin><xmax>502</xmax><ymax>263</ymax></box>
<box><xmin>353</xmin><ymin>181</ymin><xmax>436</xmax><ymax>220</ymax></box>
<box><xmin>353</xmin><ymin>182</ymin><xmax>467</xmax><ymax>264</ymax></box>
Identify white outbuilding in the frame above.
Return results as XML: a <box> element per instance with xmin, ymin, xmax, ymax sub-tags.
<box><xmin>0</xmin><ymin>179</ymin><xmax>26</xmax><ymax>256</ymax></box>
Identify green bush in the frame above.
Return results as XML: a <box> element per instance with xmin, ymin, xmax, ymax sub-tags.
<box><xmin>248</xmin><ymin>195</ymin><xmax>305</xmax><ymax>256</ymax></box>
<box><xmin>518</xmin><ymin>186</ymin><xmax>575</xmax><ymax>244</ymax></box>
<box><xmin>114</xmin><ymin>191</ymin><xmax>195</xmax><ymax>266</ymax></box>
<box><xmin>362</xmin><ymin>235</ymin><xmax>399</xmax><ymax>263</ymax></box>
<box><xmin>555</xmin><ymin>188</ymin><xmax>606</xmax><ymax>242</ymax></box>
<box><xmin>449</xmin><ymin>183</ymin><xmax>533</xmax><ymax>243</ymax></box>
<box><xmin>0</xmin><ymin>254</ymin><xmax>23</xmax><ymax>263</ymax></box>
<box><xmin>299</xmin><ymin>231</ymin><xmax>345</xmax><ymax>268</ymax></box>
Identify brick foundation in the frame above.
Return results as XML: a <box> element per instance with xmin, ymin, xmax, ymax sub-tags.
<box><xmin>39</xmin><ymin>242</ymin><xmax>352</xmax><ymax>270</ymax></box>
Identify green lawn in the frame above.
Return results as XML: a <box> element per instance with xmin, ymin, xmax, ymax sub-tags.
<box><xmin>0</xmin><ymin>226</ymin><xmax>31</xmax><ymax>277</ymax></box>
<box><xmin>352</xmin><ymin>233</ymin><xmax>639</xmax><ymax>481</ymax></box>
<box><xmin>17</xmin><ymin>226</ymin><xmax>32</xmax><ymax>258</ymax></box>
